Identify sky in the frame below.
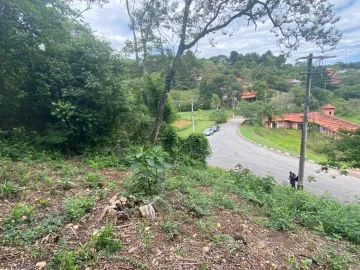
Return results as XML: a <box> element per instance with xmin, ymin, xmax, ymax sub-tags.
<box><xmin>74</xmin><ymin>0</ymin><xmax>360</xmax><ymax>63</ymax></box>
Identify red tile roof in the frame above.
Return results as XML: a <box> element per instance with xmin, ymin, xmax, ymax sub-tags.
<box><xmin>241</xmin><ymin>91</ymin><xmax>257</xmax><ymax>100</ymax></box>
<box><xmin>275</xmin><ymin>112</ymin><xmax>360</xmax><ymax>133</ymax></box>
<box><xmin>321</xmin><ymin>104</ymin><xmax>335</xmax><ymax>109</ymax></box>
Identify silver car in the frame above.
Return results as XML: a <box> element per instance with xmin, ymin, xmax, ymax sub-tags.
<box><xmin>203</xmin><ymin>128</ymin><xmax>214</xmax><ymax>136</ymax></box>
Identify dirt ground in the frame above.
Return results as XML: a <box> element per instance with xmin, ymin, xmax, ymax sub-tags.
<box><xmin>0</xmin><ymin>162</ymin><xmax>357</xmax><ymax>270</ymax></box>
<box><xmin>173</xmin><ymin>120</ymin><xmax>191</xmax><ymax>128</ymax></box>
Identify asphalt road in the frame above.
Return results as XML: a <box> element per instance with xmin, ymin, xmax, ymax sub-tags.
<box><xmin>207</xmin><ymin>117</ymin><xmax>360</xmax><ymax>203</ymax></box>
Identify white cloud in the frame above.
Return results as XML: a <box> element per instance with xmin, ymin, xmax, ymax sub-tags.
<box><xmin>80</xmin><ymin>0</ymin><xmax>360</xmax><ymax>62</ymax></box>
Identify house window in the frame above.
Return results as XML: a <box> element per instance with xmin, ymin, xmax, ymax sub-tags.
<box><xmin>298</xmin><ymin>123</ymin><xmax>303</xmax><ymax>130</ymax></box>
<box><xmin>329</xmin><ymin>111</ymin><xmax>332</xmax><ymax>115</ymax></box>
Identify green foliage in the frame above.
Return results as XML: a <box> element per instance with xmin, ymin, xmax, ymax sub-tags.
<box><xmin>63</xmin><ymin>196</ymin><xmax>95</xmax><ymax>221</ymax></box>
<box><xmin>210</xmin><ymin>94</ymin><xmax>221</xmax><ymax>110</ymax></box>
<box><xmin>159</xmin><ymin>124</ymin><xmax>179</xmax><ymax>156</ymax></box>
<box><xmin>324</xmin><ymin>129</ymin><xmax>360</xmax><ymax>169</ymax></box>
<box><xmin>3</xmin><ymin>203</ymin><xmax>34</xmax><ymax>225</ymax></box>
<box><xmin>180</xmin><ymin>134</ymin><xmax>211</xmax><ymax>165</ymax></box>
<box><xmin>129</xmin><ymin>146</ymin><xmax>171</xmax><ymax>196</ymax></box>
<box><xmin>316</xmin><ymin>246</ymin><xmax>352</xmax><ymax>270</ymax></box>
<box><xmin>138</xmin><ymin>220</ymin><xmax>153</xmax><ymax>249</ymax></box>
<box><xmin>210</xmin><ymin>110</ymin><xmax>228</xmax><ymax>124</ymax></box>
<box><xmin>2</xmin><ymin>210</ymin><xmax>63</xmax><ymax>245</ymax></box>
<box><xmin>85</xmin><ymin>155</ymin><xmax>124</xmax><ymax>169</ymax></box>
<box><xmin>91</xmin><ymin>219</ymin><xmax>122</xmax><ymax>253</ymax></box>
<box><xmin>195</xmin><ymin>217</ymin><xmax>218</xmax><ymax>238</ymax></box>
<box><xmin>0</xmin><ymin>181</ymin><xmax>18</xmax><ymax>198</ymax></box>
<box><xmin>84</xmin><ymin>172</ymin><xmax>103</xmax><ymax>188</ymax></box>
<box><xmin>160</xmin><ymin>218</ymin><xmax>179</xmax><ymax>240</ymax></box>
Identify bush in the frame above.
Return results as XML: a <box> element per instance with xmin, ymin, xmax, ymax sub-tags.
<box><xmin>63</xmin><ymin>196</ymin><xmax>95</xmax><ymax>221</ymax></box>
<box><xmin>159</xmin><ymin>124</ymin><xmax>179</xmax><ymax>156</ymax></box>
<box><xmin>210</xmin><ymin>110</ymin><xmax>228</xmax><ymax>124</ymax></box>
<box><xmin>180</xmin><ymin>134</ymin><xmax>211</xmax><ymax>165</ymax></box>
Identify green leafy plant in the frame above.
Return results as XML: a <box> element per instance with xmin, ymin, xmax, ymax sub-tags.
<box><xmin>39</xmin><ymin>199</ymin><xmax>50</xmax><ymax>207</ymax></box>
<box><xmin>160</xmin><ymin>218</ymin><xmax>179</xmax><ymax>240</ymax></box>
<box><xmin>195</xmin><ymin>217</ymin><xmax>218</xmax><ymax>238</ymax></box>
<box><xmin>84</xmin><ymin>172</ymin><xmax>103</xmax><ymax>188</ymax></box>
<box><xmin>138</xmin><ymin>220</ymin><xmax>153</xmax><ymax>249</ymax></box>
<box><xmin>3</xmin><ymin>203</ymin><xmax>34</xmax><ymax>225</ymax></box>
<box><xmin>91</xmin><ymin>219</ymin><xmax>122</xmax><ymax>253</ymax></box>
<box><xmin>129</xmin><ymin>146</ymin><xmax>171</xmax><ymax>196</ymax></box>
<box><xmin>180</xmin><ymin>134</ymin><xmax>211</xmax><ymax>165</ymax></box>
<box><xmin>0</xmin><ymin>181</ymin><xmax>18</xmax><ymax>198</ymax></box>
<box><xmin>63</xmin><ymin>196</ymin><xmax>95</xmax><ymax>221</ymax></box>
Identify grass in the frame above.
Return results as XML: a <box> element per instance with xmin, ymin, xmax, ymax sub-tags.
<box><xmin>1</xmin><ymin>146</ymin><xmax>360</xmax><ymax>269</ymax></box>
<box><xmin>174</xmin><ymin>109</ymin><xmax>233</xmax><ymax>138</ymax></box>
<box><xmin>337</xmin><ymin>115</ymin><xmax>360</xmax><ymax>125</ymax></box>
<box><xmin>240</xmin><ymin>123</ymin><xmax>331</xmax><ymax>163</ymax></box>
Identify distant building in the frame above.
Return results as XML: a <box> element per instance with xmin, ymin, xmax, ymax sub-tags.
<box><xmin>240</xmin><ymin>91</ymin><xmax>257</xmax><ymax>102</ymax></box>
<box><xmin>290</xmin><ymin>79</ymin><xmax>302</xmax><ymax>86</ymax></box>
<box><xmin>236</xmin><ymin>77</ymin><xmax>244</xmax><ymax>83</ymax></box>
<box><xmin>265</xmin><ymin>104</ymin><xmax>360</xmax><ymax>135</ymax></box>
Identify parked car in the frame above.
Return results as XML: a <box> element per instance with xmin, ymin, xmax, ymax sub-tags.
<box><xmin>203</xmin><ymin>128</ymin><xmax>214</xmax><ymax>136</ymax></box>
<box><xmin>211</xmin><ymin>125</ymin><xmax>220</xmax><ymax>132</ymax></box>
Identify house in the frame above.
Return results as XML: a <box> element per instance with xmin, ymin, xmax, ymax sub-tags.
<box><xmin>240</xmin><ymin>91</ymin><xmax>257</xmax><ymax>102</ymax></box>
<box><xmin>265</xmin><ymin>104</ymin><xmax>360</xmax><ymax>135</ymax></box>
<box><xmin>290</xmin><ymin>79</ymin><xmax>302</xmax><ymax>86</ymax></box>
<box><xmin>236</xmin><ymin>77</ymin><xmax>244</xmax><ymax>83</ymax></box>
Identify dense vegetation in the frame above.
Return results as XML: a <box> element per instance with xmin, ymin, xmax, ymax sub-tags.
<box><xmin>1</xmin><ymin>1</ymin><xmax>360</xmax><ymax>269</ymax></box>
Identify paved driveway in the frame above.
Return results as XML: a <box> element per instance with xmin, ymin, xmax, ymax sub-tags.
<box><xmin>207</xmin><ymin>118</ymin><xmax>360</xmax><ymax>203</ymax></box>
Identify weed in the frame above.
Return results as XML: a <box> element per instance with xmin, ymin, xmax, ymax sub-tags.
<box><xmin>112</xmin><ymin>256</ymin><xmax>149</xmax><ymax>270</ymax></box>
<box><xmin>287</xmin><ymin>256</ymin><xmax>313</xmax><ymax>270</ymax></box>
<box><xmin>2</xmin><ymin>213</ymin><xmax>63</xmax><ymax>245</ymax></box>
<box><xmin>184</xmin><ymin>188</ymin><xmax>212</xmax><ymax>217</ymax></box>
<box><xmin>52</xmin><ymin>240</ymin><xmax>82</xmax><ymax>270</ymax></box>
<box><xmin>138</xmin><ymin>220</ymin><xmax>153</xmax><ymax>249</ymax></box>
<box><xmin>175</xmin><ymin>247</ymin><xmax>188</xmax><ymax>256</ymax></box>
<box><xmin>3</xmin><ymin>203</ymin><xmax>34</xmax><ymax>225</ymax></box>
<box><xmin>316</xmin><ymin>246</ymin><xmax>352</xmax><ymax>270</ymax></box>
<box><xmin>43</xmin><ymin>176</ymin><xmax>55</xmax><ymax>186</ymax></box>
<box><xmin>160</xmin><ymin>218</ymin><xmax>179</xmax><ymax>240</ymax></box>
<box><xmin>211</xmin><ymin>234</ymin><xmax>231</xmax><ymax>248</ymax></box>
<box><xmin>91</xmin><ymin>219</ymin><xmax>122</xmax><ymax>253</ymax></box>
<box><xmin>195</xmin><ymin>217</ymin><xmax>217</xmax><ymax>238</ymax></box>
<box><xmin>84</xmin><ymin>172</ymin><xmax>103</xmax><ymax>188</ymax></box>
<box><xmin>39</xmin><ymin>199</ymin><xmax>50</xmax><ymax>207</ymax></box>
<box><xmin>63</xmin><ymin>196</ymin><xmax>95</xmax><ymax>221</ymax></box>
<box><xmin>106</xmin><ymin>181</ymin><xmax>117</xmax><ymax>190</ymax></box>
<box><xmin>85</xmin><ymin>155</ymin><xmax>124</xmax><ymax>169</ymax></box>
<box><xmin>0</xmin><ymin>181</ymin><xmax>18</xmax><ymax>198</ymax></box>
<box><xmin>210</xmin><ymin>192</ymin><xmax>237</xmax><ymax>210</ymax></box>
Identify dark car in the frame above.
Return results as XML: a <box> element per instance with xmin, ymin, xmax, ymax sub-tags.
<box><xmin>211</xmin><ymin>125</ymin><xmax>220</xmax><ymax>132</ymax></box>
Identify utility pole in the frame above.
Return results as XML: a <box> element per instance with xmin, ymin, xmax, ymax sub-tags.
<box><xmin>296</xmin><ymin>54</ymin><xmax>336</xmax><ymax>189</ymax></box>
<box><xmin>190</xmin><ymin>96</ymin><xmax>196</xmax><ymax>133</ymax></box>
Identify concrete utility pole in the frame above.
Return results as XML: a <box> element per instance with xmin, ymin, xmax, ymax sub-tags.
<box><xmin>297</xmin><ymin>54</ymin><xmax>336</xmax><ymax>189</ymax></box>
<box><xmin>190</xmin><ymin>96</ymin><xmax>196</xmax><ymax>133</ymax></box>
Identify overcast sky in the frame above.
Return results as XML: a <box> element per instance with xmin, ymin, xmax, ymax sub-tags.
<box><xmin>75</xmin><ymin>0</ymin><xmax>360</xmax><ymax>63</ymax></box>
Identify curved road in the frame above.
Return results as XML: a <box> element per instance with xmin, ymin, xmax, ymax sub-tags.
<box><xmin>207</xmin><ymin>118</ymin><xmax>360</xmax><ymax>203</ymax></box>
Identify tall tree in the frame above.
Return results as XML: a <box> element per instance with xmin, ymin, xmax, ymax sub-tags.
<box><xmin>229</xmin><ymin>51</ymin><xmax>239</xmax><ymax>65</ymax></box>
<box><xmin>124</xmin><ymin>0</ymin><xmax>341</xmax><ymax>142</ymax></box>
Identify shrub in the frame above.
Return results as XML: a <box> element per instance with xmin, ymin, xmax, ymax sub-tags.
<box><xmin>159</xmin><ymin>124</ymin><xmax>179</xmax><ymax>156</ymax></box>
<box><xmin>128</xmin><ymin>146</ymin><xmax>171</xmax><ymax>196</ymax></box>
<box><xmin>210</xmin><ymin>110</ymin><xmax>228</xmax><ymax>124</ymax></box>
<box><xmin>63</xmin><ymin>196</ymin><xmax>95</xmax><ymax>221</ymax></box>
<box><xmin>180</xmin><ymin>134</ymin><xmax>211</xmax><ymax>165</ymax></box>
<box><xmin>160</xmin><ymin>219</ymin><xmax>179</xmax><ymax>240</ymax></box>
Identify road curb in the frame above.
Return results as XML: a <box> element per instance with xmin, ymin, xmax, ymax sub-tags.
<box><xmin>237</xmin><ymin>123</ymin><xmax>318</xmax><ymax>164</ymax></box>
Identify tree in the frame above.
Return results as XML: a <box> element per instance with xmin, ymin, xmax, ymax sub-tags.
<box><xmin>250</xmin><ymin>81</ymin><xmax>268</xmax><ymax>101</ymax></box>
<box><xmin>124</xmin><ymin>0</ymin><xmax>341</xmax><ymax>142</ymax></box>
<box><xmin>327</xmin><ymin>129</ymin><xmax>360</xmax><ymax>169</ymax></box>
<box><xmin>229</xmin><ymin>51</ymin><xmax>239</xmax><ymax>65</ymax></box>
<box><xmin>211</xmin><ymin>94</ymin><xmax>221</xmax><ymax>110</ymax></box>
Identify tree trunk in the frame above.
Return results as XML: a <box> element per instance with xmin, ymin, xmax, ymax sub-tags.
<box><xmin>151</xmin><ymin>67</ymin><xmax>177</xmax><ymax>143</ymax></box>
